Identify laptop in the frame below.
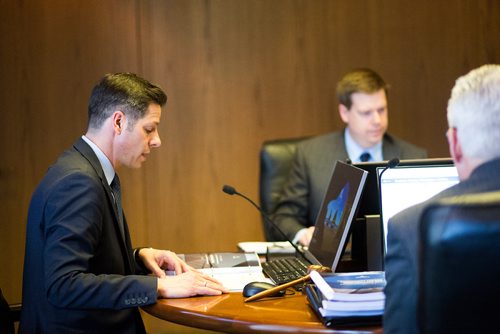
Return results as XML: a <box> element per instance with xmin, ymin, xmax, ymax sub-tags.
<box><xmin>262</xmin><ymin>160</ymin><xmax>368</xmax><ymax>285</ymax></box>
<box><xmin>378</xmin><ymin>163</ymin><xmax>459</xmax><ymax>255</ymax></box>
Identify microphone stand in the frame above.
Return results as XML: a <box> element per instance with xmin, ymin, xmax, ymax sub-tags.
<box><xmin>377</xmin><ymin>158</ymin><xmax>400</xmax><ymax>258</ymax></box>
<box><xmin>222</xmin><ymin>185</ymin><xmax>307</xmax><ymax>261</ymax></box>
<box><xmin>222</xmin><ymin>185</ymin><xmax>341</xmax><ymax>303</ymax></box>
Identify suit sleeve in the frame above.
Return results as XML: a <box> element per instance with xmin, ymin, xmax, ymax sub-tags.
<box><xmin>271</xmin><ymin>144</ymin><xmax>312</xmax><ymax>240</ymax></box>
<box><xmin>42</xmin><ymin>172</ymin><xmax>158</xmax><ymax>310</ymax></box>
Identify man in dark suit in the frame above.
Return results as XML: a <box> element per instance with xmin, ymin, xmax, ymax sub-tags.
<box><xmin>384</xmin><ymin>65</ymin><xmax>500</xmax><ymax>333</ymax></box>
<box><xmin>272</xmin><ymin>68</ymin><xmax>427</xmax><ymax>245</ymax></box>
<box><xmin>20</xmin><ymin>73</ymin><xmax>227</xmax><ymax>333</ymax></box>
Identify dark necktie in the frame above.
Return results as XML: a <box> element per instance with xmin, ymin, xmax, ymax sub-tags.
<box><xmin>111</xmin><ymin>174</ymin><xmax>125</xmax><ymax>240</ymax></box>
<box><xmin>359</xmin><ymin>152</ymin><xmax>372</xmax><ymax>162</ymax></box>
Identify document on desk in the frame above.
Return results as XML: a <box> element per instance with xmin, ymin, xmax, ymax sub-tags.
<box><xmin>237</xmin><ymin>241</ymin><xmax>296</xmax><ymax>255</ymax></box>
<box><xmin>166</xmin><ymin>252</ymin><xmax>271</xmax><ymax>291</ymax></box>
<box><xmin>205</xmin><ymin>271</ymin><xmax>272</xmax><ymax>292</ymax></box>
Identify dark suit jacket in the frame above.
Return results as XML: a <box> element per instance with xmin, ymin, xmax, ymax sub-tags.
<box><xmin>20</xmin><ymin>138</ymin><xmax>157</xmax><ymax>334</ymax></box>
<box><xmin>383</xmin><ymin>157</ymin><xmax>500</xmax><ymax>334</ymax></box>
<box><xmin>271</xmin><ymin>130</ymin><xmax>428</xmax><ymax>240</ymax></box>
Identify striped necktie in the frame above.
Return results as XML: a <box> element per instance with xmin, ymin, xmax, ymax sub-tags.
<box><xmin>111</xmin><ymin>174</ymin><xmax>125</xmax><ymax>240</ymax></box>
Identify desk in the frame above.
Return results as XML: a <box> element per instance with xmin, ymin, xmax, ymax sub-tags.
<box><xmin>142</xmin><ymin>292</ymin><xmax>382</xmax><ymax>333</ymax></box>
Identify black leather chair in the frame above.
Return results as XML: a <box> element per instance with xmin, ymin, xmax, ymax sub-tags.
<box><xmin>418</xmin><ymin>191</ymin><xmax>500</xmax><ymax>333</ymax></box>
<box><xmin>0</xmin><ymin>288</ymin><xmax>20</xmax><ymax>334</ymax></box>
<box><xmin>259</xmin><ymin>137</ymin><xmax>307</xmax><ymax>240</ymax></box>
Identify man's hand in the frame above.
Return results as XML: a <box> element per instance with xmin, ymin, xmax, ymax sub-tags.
<box><xmin>298</xmin><ymin>226</ymin><xmax>315</xmax><ymax>246</ymax></box>
<box><xmin>137</xmin><ymin>248</ymin><xmax>193</xmax><ymax>278</ymax></box>
<box><xmin>157</xmin><ymin>271</ymin><xmax>229</xmax><ymax>298</ymax></box>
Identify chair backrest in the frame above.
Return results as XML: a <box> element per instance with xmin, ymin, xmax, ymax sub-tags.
<box><xmin>0</xmin><ymin>288</ymin><xmax>18</xmax><ymax>334</ymax></box>
<box><xmin>259</xmin><ymin>137</ymin><xmax>307</xmax><ymax>240</ymax></box>
<box><xmin>418</xmin><ymin>191</ymin><xmax>500</xmax><ymax>333</ymax></box>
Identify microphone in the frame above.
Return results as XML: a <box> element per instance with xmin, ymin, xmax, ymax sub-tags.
<box><xmin>385</xmin><ymin>157</ymin><xmax>400</xmax><ymax>170</ymax></box>
<box><xmin>222</xmin><ymin>184</ymin><xmax>306</xmax><ymax>260</ymax></box>
<box><xmin>222</xmin><ymin>185</ymin><xmax>268</xmax><ymax>218</ymax></box>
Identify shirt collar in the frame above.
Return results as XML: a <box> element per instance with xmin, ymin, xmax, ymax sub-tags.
<box><xmin>81</xmin><ymin>135</ymin><xmax>115</xmax><ymax>186</ymax></box>
<box><xmin>344</xmin><ymin>128</ymin><xmax>383</xmax><ymax>163</ymax></box>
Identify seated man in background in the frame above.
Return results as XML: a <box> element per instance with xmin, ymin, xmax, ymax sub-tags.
<box><xmin>272</xmin><ymin>68</ymin><xmax>427</xmax><ymax>246</ymax></box>
<box><xmin>20</xmin><ymin>73</ymin><xmax>227</xmax><ymax>333</ymax></box>
<box><xmin>384</xmin><ymin>64</ymin><xmax>500</xmax><ymax>334</ymax></box>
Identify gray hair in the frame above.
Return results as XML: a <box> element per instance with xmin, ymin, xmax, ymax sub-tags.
<box><xmin>447</xmin><ymin>64</ymin><xmax>500</xmax><ymax>160</ymax></box>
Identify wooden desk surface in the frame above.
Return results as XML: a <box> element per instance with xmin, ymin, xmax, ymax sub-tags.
<box><xmin>142</xmin><ymin>292</ymin><xmax>382</xmax><ymax>333</ymax></box>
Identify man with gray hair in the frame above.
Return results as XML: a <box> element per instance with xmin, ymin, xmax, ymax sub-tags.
<box><xmin>384</xmin><ymin>64</ymin><xmax>500</xmax><ymax>333</ymax></box>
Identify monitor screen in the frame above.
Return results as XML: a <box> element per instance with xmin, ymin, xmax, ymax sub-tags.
<box><xmin>354</xmin><ymin>158</ymin><xmax>455</xmax><ymax>218</ymax></box>
<box><xmin>378</xmin><ymin>163</ymin><xmax>459</xmax><ymax>253</ymax></box>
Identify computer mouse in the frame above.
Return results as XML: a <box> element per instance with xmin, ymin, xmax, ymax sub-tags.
<box><xmin>242</xmin><ymin>281</ymin><xmax>285</xmax><ymax>298</ymax></box>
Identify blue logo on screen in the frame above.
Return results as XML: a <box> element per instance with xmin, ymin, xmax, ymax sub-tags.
<box><xmin>324</xmin><ymin>183</ymin><xmax>350</xmax><ymax>229</ymax></box>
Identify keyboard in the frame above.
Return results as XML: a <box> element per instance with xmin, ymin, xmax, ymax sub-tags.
<box><xmin>261</xmin><ymin>257</ymin><xmax>310</xmax><ymax>290</ymax></box>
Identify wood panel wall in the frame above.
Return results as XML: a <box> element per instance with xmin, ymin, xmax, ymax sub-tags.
<box><xmin>1</xmin><ymin>1</ymin><xmax>499</xmax><ymax>331</ymax></box>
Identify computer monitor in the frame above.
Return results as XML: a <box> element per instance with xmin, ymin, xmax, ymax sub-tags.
<box><xmin>378</xmin><ymin>162</ymin><xmax>459</xmax><ymax>254</ymax></box>
<box><xmin>354</xmin><ymin>158</ymin><xmax>455</xmax><ymax>219</ymax></box>
<box><xmin>353</xmin><ymin>158</ymin><xmax>455</xmax><ymax>270</ymax></box>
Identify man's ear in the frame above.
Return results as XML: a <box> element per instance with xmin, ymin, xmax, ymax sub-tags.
<box><xmin>447</xmin><ymin>127</ymin><xmax>462</xmax><ymax>163</ymax></box>
<box><xmin>338</xmin><ymin>104</ymin><xmax>349</xmax><ymax>123</ymax></box>
<box><xmin>112</xmin><ymin>111</ymin><xmax>125</xmax><ymax>134</ymax></box>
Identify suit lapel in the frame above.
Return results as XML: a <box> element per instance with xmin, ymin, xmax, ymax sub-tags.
<box><xmin>382</xmin><ymin>134</ymin><xmax>401</xmax><ymax>160</ymax></box>
<box><xmin>336</xmin><ymin>129</ymin><xmax>350</xmax><ymax>159</ymax></box>
<box><xmin>73</xmin><ymin>138</ymin><xmax>135</xmax><ymax>273</ymax></box>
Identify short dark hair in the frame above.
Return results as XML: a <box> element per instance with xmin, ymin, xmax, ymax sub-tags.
<box><xmin>336</xmin><ymin>68</ymin><xmax>388</xmax><ymax>109</ymax></box>
<box><xmin>87</xmin><ymin>73</ymin><xmax>167</xmax><ymax>130</ymax></box>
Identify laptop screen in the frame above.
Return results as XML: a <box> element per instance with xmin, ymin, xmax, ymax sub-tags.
<box><xmin>306</xmin><ymin>160</ymin><xmax>368</xmax><ymax>271</ymax></box>
<box><xmin>378</xmin><ymin>164</ymin><xmax>459</xmax><ymax>254</ymax></box>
